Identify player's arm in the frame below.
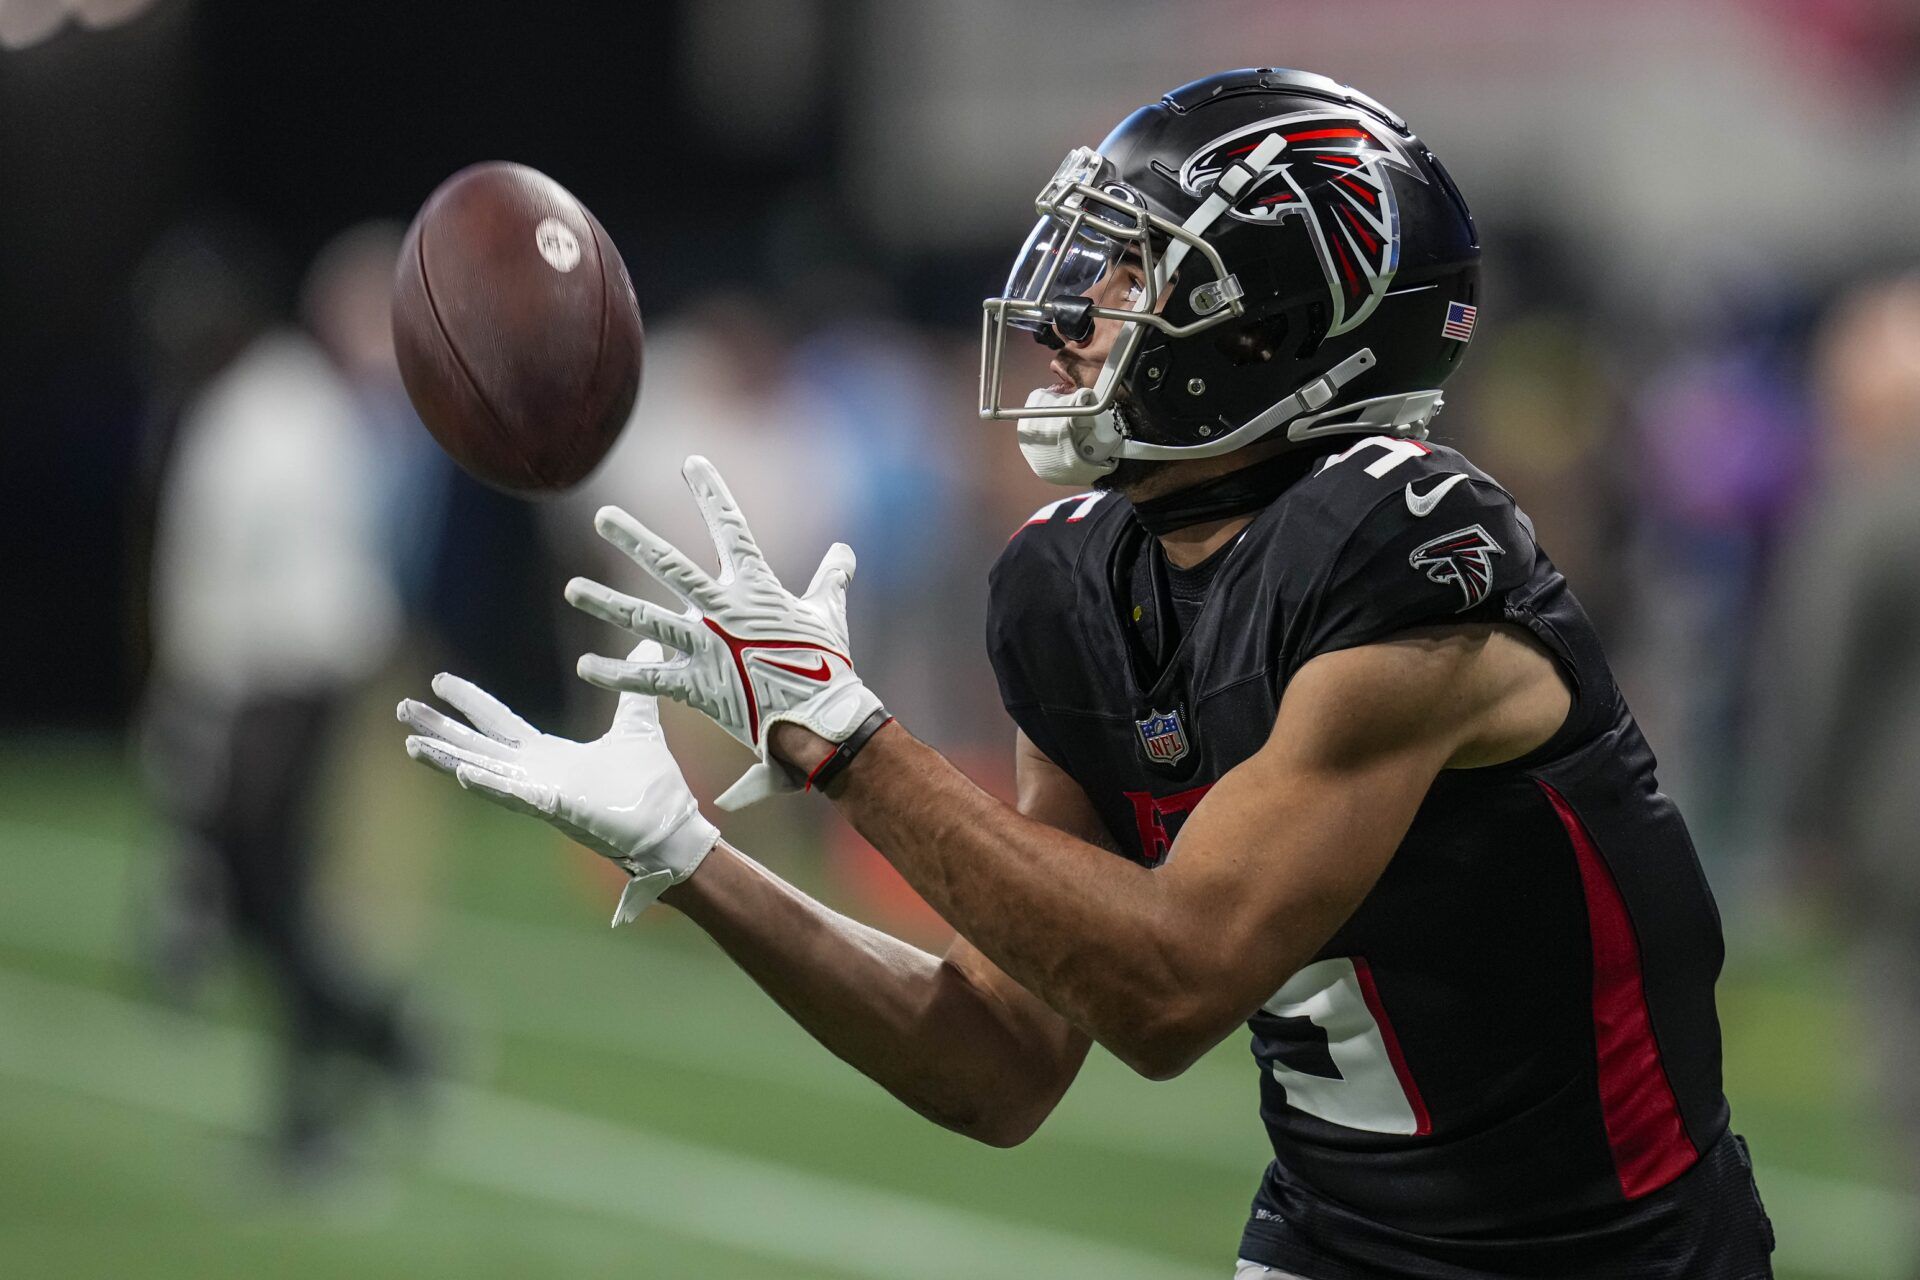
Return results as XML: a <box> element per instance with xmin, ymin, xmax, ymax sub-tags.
<box><xmin>658</xmin><ymin>733</ymin><xmax>1096</xmax><ymax>1146</ymax></box>
<box><xmin>400</xmin><ymin>656</ymin><xmax>1095</xmax><ymax>1147</ymax></box>
<box><xmin>565</xmin><ymin>458</ymin><xmax>1565</xmax><ymax>1080</ymax></box>
<box><xmin>783</xmin><ymin>626</ymin><xmax>1567</xmax><ymax>1081</ymax></box>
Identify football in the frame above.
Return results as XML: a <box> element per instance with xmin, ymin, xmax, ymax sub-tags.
<box><xmin>391</xmin><ymin>161</ymin><xmax>643</xmax><ymax>493</ymax></box>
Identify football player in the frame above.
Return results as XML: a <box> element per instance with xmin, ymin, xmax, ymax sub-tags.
<box><xmin>400</xmin><ymin>69</ymin><xmax>1774</xmax><ymax>1278</ymax></box>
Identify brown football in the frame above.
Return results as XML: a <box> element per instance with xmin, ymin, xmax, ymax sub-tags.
<box><xmin>392</xmin><ymin>161</ymin><xmax>642</xmax><ymax>493</ymax></box>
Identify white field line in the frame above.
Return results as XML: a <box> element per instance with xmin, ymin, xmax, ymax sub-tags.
<box><xmin>0</xmin><ymin>965</ymin><xmax>1216</xmax><ymax>1280</ymax></box>
<box><xmin>0</xmin><ymin>820</ymin><xmax>1268</xmax><ymax>1173</ymax></box>
<box><xmin>4</xmin><ymin>820</ymin><xmax>1915</xmax><ymax>1277</ymax></box>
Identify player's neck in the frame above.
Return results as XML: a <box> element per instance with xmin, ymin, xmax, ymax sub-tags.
<box><xmin>1155</xmin><ymin>517</ymin><xmax>1253</xmax><ymax>569</ymax></box>
<box><xmin>1121</xmin><ymin>439</ymin><xmax>1294</xmax><ymax>567</ymax></box>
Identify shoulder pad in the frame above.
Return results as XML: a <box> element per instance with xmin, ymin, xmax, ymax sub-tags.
<box><xmin>986</xmin><ymin>490</ymin><xmax>1119</xmax><ymax>737</ymax></box>
<box><xmin>1010</xmin><ymin>490</ymin><xmax>1111</xmax><ymax>538</ymax></box>
<box><xmin>992</xmin><ymin>489</ymin><xmax>1117</xmax><ymax>590</ymax></box>
<box><xmin>991</xmin><ymin>488</ymin><xmax>1114</xmax><ymax>604</ymax></box>
<box><xmin>1275</xmin><ymin>437</ymin><xmax>1501</xmax><ymax>542</ymax></box>
<box><xmin>1268</xmin><ymin>438</ymin><xmax>1537</xmax><ymax>674</ymax></box>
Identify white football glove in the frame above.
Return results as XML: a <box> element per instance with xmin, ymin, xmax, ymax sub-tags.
<box><xmin>398</xmin><ymin>642</ymin><xmax>719</xmax><ymax>925</ymax></box>
<box><xmin>563</xmin><ymin>455</ymin><xmax>884</xmax><ymax>810</ymax></box>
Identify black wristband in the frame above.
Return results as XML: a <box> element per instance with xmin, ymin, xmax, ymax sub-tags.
<box><xmin>804</xmin><ymin>708</ymin><xmax>894</xmax><ymax>794</ymax></box>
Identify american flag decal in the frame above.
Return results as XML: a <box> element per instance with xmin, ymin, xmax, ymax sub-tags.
<box><xmin>1441</xmin><ymin>301</ymin><xmax>1477</xmax><ymax>343</ymax></box>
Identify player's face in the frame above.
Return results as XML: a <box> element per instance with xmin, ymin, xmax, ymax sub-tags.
<box><xmin>1046</xmin><ymin>251</ymin><xmax>1150</xmax><ymax>393</ymax></box>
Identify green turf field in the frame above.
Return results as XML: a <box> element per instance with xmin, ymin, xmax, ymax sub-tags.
<box><xmin>0</xmin><ymin>734</ymin><xmax>1910</xmax><ymax>1279</ymax></box>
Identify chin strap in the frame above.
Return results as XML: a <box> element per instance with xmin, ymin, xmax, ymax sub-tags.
<box><xmin>1017</xmin><ymin>386</ymin><xmax>1120</xmax><ymax>485</ymax></box>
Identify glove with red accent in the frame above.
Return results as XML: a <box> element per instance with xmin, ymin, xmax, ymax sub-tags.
<box><xmin>564</xmin><ymin>455</ymin><xmax>886</xmax><ymax>810</ymax></box>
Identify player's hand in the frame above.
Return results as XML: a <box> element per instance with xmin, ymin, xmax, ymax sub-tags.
<box><xmin>564</xmin><ymin>455</ymin><xmax>885</xmax><ymax>811</ymax></box>
<box><xmin>397</xmin><ymin>642</ymin><xmax>719</xmax><ymax>925</ymax></box>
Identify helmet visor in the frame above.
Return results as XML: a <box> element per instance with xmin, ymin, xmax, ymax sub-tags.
<box><xmin>998</xmin><ymin>148</ymin><xmax>1147</xmax><ymax>333</ymax></box>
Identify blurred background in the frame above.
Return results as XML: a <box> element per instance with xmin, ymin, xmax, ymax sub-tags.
<box><xmin>3</xmin><ymin>1</ymin><xmax>1919</xmax><ymax>1276</ymax></box>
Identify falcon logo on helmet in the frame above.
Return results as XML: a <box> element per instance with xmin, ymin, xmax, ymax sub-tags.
<box><xmin>1409</xmin><ymin>524</ymin><xmax>1505</xmax><ymax>611</ymax></box>
<box><xmin>1178</xmin><ymin>112</ymin><xmax>1425</xmax><ymax>339</ymax></box>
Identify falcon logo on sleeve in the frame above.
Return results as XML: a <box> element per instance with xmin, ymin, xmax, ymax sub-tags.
<box><xmin>1409</xmin><ymin>524</ymin><xmax>1505</xmax><ymax>611</ymax></box>
<box><xmin>1177</xmin><ymin>110</ymin><xmax>1425</xmax><ymax>337</ymax></box>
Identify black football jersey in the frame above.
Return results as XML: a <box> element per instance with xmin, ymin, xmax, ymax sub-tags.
<box><xmin>986</xmin><ymin>438</ymin><xmax>1763</xmax><ymax>1277</ymax></box>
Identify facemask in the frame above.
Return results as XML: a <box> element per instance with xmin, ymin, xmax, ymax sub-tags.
<box><xmin>1017</xmin><ymin>386</ymin><xmax>1119</xmax><ymax>486</ymax></box>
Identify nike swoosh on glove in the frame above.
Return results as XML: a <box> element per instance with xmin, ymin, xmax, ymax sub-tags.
<box><xmin>397</xmin><ymin>641</ymin><xmax>719</xmax><ymax>925</ymax></box>
<box><xmin>564</xmin><ymin>455</ymin><xmax>885</xmax><ymax>811</ymax></box>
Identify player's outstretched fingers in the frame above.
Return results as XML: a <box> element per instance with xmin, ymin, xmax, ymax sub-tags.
<box><xmin>432</xmin><ymin>674</ymin><xmax>537</xmax><ymax>746</ymax></box>
<box><xmin>611</xmin><ymin>687</ymin><xmax>666</xmax><ymax>733</ymax></box>
<box><xmin>609</xmin><ymin>640</ymin><xmax>671</xmax><ymax>731</ymax></box>
<box><xmin>563</xmin><ymin>577</ymin><xmax>701</xmax><ymax>652</ymax></box>
<box><xmin>593</xmin><ymin>506</ymin><xmax>717</xmax><ymax>607</ymax></box>
<box><xmin>405</xmin><ymin>734</ymin><xmax>524</xmax><ymax>779</ymax></box>
<box><xmin>455</xmin><ymin>765</ymin><xmax>555</xmax><ymax>819</ymax></box>
<box><xmin>625</xmin><ymin>638</ymin><xmax>669</xmax><ymax>665</ymax></box>
<box><xmin>396</xmin><ymin>698</ymin><xmax>513</xmax><ymax>760</ymax></box>
<box><xmin>682</xmin><ymin>455</ymin><xmax>765</xmax><ymax>580</ymax></box>
<box><xmin>804</xmin><ymin>541</ymin><xmax>857</xmax><ymax>612</ymax></box>
<box><xmin>577</xmin><ymin>651</ymin><xmax>695</xmax><ymax>702</ymax></box>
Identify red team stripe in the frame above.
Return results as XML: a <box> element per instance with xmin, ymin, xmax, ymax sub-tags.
<box><xmin>1538</xmin><ymin>780</ymin><xmax>1698</xmax><ymax>1198</ymax></box>
<box><xmin>1351</xmin><ymin>955</ymin><xmax>1432</xmax><ymax>1137</ymax></box>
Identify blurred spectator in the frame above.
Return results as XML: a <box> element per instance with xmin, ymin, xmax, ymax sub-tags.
<box><xmin>125</xmin><ymin>216</ymin><xmax>289</xmax><ymax>691</ymax></box>
<box><xmin>1755</xmin><ymin>272</ymin><xmax>1920</xmax><ymax>1221</ymax></box>
<box><xmin>1627</xmin><ymin>292</ymin><xmax>1813</xmax><ymax>851</ymax></box>
<box><xmin>137</xmin><ymin>222</ymin><xmax>427</xmax><ymax>1181</ymax></box>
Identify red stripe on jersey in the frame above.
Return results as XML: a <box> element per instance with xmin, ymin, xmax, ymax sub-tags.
<box><xmin>1538</xmin><ymin>780</ymin><xmax>1698</xmax><ymax>1198</ymax></box>
<box><xmin>1351</xmin><ymin>955</ymin><xmax>1432</xmax><ymax>1137</ymax></box>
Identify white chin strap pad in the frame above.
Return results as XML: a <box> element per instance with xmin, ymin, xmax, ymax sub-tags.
<box><xmin>1017</xmin><ymin>387</ymin><xmax>1119</xmax><ymax>486</ymax></box>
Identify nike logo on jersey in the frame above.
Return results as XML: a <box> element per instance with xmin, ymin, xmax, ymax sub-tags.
<box><xmin>1404</xmin><ymin>473</ymin><xmax>1468</xmax><ymax>517</ymax></box>
<box><xmin>756</xmin><ymin>654</ymin><xmax>833</xmax><ymax>682</ymax></box>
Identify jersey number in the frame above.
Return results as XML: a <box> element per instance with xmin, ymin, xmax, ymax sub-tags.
<box><xmin>1320</xmin><ymin>434</ymin><xmax>1431</xmax><ymax>477</ymax></box>
<box><xmin>1262</xmin><ymin>957</ymin><xmax>1432</xmax><ymax>1136</ymax></box>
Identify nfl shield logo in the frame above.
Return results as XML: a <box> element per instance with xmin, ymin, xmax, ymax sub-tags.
<box><xmin>1136</xmin><ymin>709</ymin><xmax>1190</xmax><ymax>765</ymax></box>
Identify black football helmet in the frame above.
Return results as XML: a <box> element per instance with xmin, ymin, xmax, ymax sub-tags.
<box><xmin>981</xmin><ymin>67</ymin><xmax>1480</xmax><ymax>484</ymax></box>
